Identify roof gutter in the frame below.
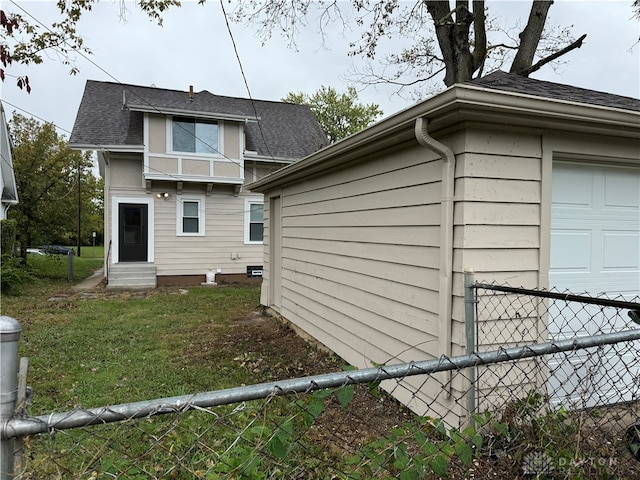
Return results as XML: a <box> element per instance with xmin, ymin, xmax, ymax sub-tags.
<box><xmin>126</xmin><ymin>104</ymin><xmax>259</xmax><ymax>123</ymax></box>
<box><xmin>414</xmin><ymin>117</ymin><xmax>455</xmax><ymax>394</ymax></box>
<box><xmin>248</xmin><ymin>84</ymin><xmax>639</xmax><ymax>193</ymax></box>
<box><xmin>247</xmin><ymin>87</ymin><xmax>459</xmax><ymax>191</ymax></box>
<box><xmin>69</xmin><ymin>144</ymin><xmax>144</xmax><ymax>153</ymax></box>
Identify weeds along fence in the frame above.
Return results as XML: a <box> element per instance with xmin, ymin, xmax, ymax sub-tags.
<box><xmin>2</xmin><ymin>277</ymin><xmax>640</xmax><ymax>479</ymax></box>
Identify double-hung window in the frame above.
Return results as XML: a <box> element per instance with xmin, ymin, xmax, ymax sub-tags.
<box><xmin>177</xmin><ymin>196</ymin><xmax>205</xmax><ymax>236</ymax></box>
<box><xmin>172</xmin><ymin>117</ymin><xmax>218</xmax><ymax>154</ymax></box>
<box><xmin>244</xmin><ymin>199</ymin><xmax>264</xmax><ymax>244</ymax></box>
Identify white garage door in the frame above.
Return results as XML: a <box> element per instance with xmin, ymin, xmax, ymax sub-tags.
<box><xmin>548</xmin><ymin>162</ymin><xmax>640</xmax><ymax>407</ymax></box>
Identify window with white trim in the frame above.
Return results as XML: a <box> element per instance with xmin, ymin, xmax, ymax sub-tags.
<box><xmin>172</xmin><ymin>117</ymin><xmax>219</xmax><ymax>154</ymax></box>
<box><xmin>244</xmin><ymin>199</ymin><xmax>264</xmax><ymax>244</ymax></box>
<box><xmin>177</xmin><ymin>196</ymin><xmax>205</xmax><ymax>236</ymax></box>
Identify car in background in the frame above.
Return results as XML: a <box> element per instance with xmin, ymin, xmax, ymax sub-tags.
<box><xmin>38</xmin><ymin>245</ymin><xmax>75</xmax><ymax>255</ymax></box>
<box><xmin>26</xmin><ymin>247</ymin><xmax>46</xmax><ymax>255</ymax></box>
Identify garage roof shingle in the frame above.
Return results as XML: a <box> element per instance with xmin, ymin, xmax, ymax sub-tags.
<box><xmin>468</xmin><ymin>71</ymin><xmax>640</xmax><ymax>111</ymax></box>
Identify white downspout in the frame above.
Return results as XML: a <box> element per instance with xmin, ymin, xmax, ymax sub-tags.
<box><xmin>414</xmin><ymin>117</ymin><xmax>456</xmax><ymax>393</ymax></box>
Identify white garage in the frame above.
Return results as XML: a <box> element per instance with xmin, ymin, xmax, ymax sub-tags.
<box><xmin>549</xmin><ymin>162</ymin><xmax>640</xmax><ymax>407</ymax></box>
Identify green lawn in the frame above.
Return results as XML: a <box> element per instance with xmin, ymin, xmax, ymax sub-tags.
<box><xmin>2</xmin><ymin>284</ymin><xmax>262</xmax><ymax>412</ymax></box>
<box><xmin>2</xmin><ymin>266</ymin><xmax>631</xmax><ymax>479</ymax></box>
<box><xmin>76</xmin><ymin>245</ymin><xmax>104</xmax><ymax>259</ymax></box>
<box><xmin>25</xmin><ymin>252</ymin><xmax>103</xmax><ymax>282</ymax></box>
<box><xmin>2</xmin><ymin>254</ymin><xmax>345</xmax><ymax>479</ymax></box>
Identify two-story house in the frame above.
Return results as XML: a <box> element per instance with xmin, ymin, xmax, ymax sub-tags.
<box><xmin>70</xmin><ymin>80</ymin><xmax>327</xmax><ymax>288</ymax></box>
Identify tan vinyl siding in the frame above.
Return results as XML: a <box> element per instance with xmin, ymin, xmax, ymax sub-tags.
<box><xmin>109</xmin><ymin>155</ymin><xmax>144</xmax><ymax>188</ymax></box>
<box><xmin>457</xmin><ymin>153</ymin><xmax>541</xmax><ymax>180</ymax></box>
<box><xmin>451</xmin><ymin>129</ymin><xmax>545</xmax><ymax>409</ymax></box>
<box><xmin>281</xmin><ymin>273</ymin><xmax>438</xmax><ymax>360</ymax></box>
<box><xmin>145</xmin><ymin>116</ymin><xmax>245</xmax><ymax>181</ymax></box>
<box><xmin>214</xmin><ymin>161</ymin><xmax>241</xmax><ymax>178</ymax></box>
<box><xmin>453</xmin><ymin>129</ymin><xmax>543</xmax><ymax>279</ymax></box>
<box><xmin>283</xmin><ymin>250</ymin><xmax>440</xmax><ymax>292</ymax></box>
<box><xmin>454</xmin><ymin>202</ymin><xmax>541</xmax><ymax>225</ymax></box>
<box><xmin>453</xmin><ymin>225</ymin><xmax>540</xmax><ymax>249</ymax></box>
<box><xmin>224</xmin><ymin>122</ymin><xmax>241</xmax><ymax>159</ymax></box>
<box><xmin>457</xmin><ymin>177</ymin><xmax>540</xmax><ymax>203</ymax></box>
<box><xmin>242</xmin><ymin>162</ymin><xmax>287</xmax><ymax>187</ymax></box>
<box><xmin>259</xmin><ymin>115</ymin><xmax>639</xmax><ymax>426</ymax></box>
<box><xmin>258</xmin><ymin>126</ymin><xmax>551</xmax><ymax>425</ymax></box>
<box><xmin>272</xmin><ymin>143</ymin><xmax>444</xmax><ymax>375</ymax></box>
<box><xmin>148</xmin><ymin>114</ymin><xmax>166</xmax><ymax>153</ymax></box>
<box><xmin>153</xmin><ymin>187</ymin><xmax>263</xmax><ymax>276</ymax></box>
<box><xmin>149</xmin><ymin>156</ymin><xmax>178</xmax><ymax>175</ymax></box>
<box><xmin>183</xmin><ymin>159</ymin><xmax>210</xmax><ymax>176</ymax></box>
<box><xmin>286</xmin><ymin>225</ymin><xmax>440</xmax><ymax>247</ymax></box>
<box><xmin>256</xmin><ymin>165</ymin><xmax>277</xmax><ymax>181</ymax></box>
<box><xmin>459</xmin><ymin>129</ymin><xmax>542</xmax><ymax>158</ymax></box>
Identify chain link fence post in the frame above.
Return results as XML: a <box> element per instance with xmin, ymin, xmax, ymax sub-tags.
<box><xmin>464</xmin><ymin>269</ymin><xmax>476</xmax><ymax>423</ymax></box>
<box><xmin>0</xmin><ymin>316</ymin><xmax>21</xmax><ymax>479</ymax></box>
<box><xmin>67</xmin><ymin>249</ymin><xmax>75</xmax><ymax>281</ymax></box>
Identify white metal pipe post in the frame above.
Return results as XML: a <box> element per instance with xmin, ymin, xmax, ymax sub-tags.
<box><xmin>0</xmin><ymin>316</ymin><xmax>21</xmax><ymax>479</ymax></box>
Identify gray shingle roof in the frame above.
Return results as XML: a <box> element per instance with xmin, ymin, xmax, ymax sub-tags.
<box><xmin>70</xmin><ymin>80</ymin><xmax>328</xmax><ymax>159</ymax></box>
<box><xmin>468</xmin><ymin>71</ymin><xmax>640</xmax><ymax>111</ymax></box>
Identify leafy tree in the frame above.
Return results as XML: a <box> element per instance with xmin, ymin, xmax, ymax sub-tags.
<box><xmin>284</xmin><ymin>86</ymin><xmax>383</xmax><ymax>143</ymax></box>
<box><xmin>230</xmin><ymin>0</ymin><xmax>593</xmax><ymax>95</ymax></box>
<box><xmin>8</xmin><ymin>112</ymin><xmax>103</xmax><ymax>259</ymax></box>
<box><xmin>1</xmin><ymin>0</ymin><xmax>179</xmax><ymax>91</ymax></box>
<box><xmin>2</xmin><ymin>1</ymin><xmax>637</xmax><ymax>96</ymax></box>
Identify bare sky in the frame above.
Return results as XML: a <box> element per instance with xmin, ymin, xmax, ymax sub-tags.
<box><xmin>2</xmin><ymin>0</ymin><xmax>639</xmax><ymax>137</ymax></box>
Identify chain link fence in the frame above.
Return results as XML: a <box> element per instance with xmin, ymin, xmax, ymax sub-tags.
<box><xmin>474</xmin><ymin>281</ymin><xmax>640</xmax><ymax>413</ymax></box>
<box><xmin>2</xmin><ymin>281</ymin><xmax>640</xmax><ymax>479</ymax></box>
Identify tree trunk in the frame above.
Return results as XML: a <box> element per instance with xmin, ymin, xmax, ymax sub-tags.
<box><xmin>471</xmin><ymin>0</ymin><xmax>487</xmax><ymax>72</ymax></box>
<box><xmin>510</xmin><ymin>0</ymin><xmax>553</xmax><ymax>76</ymax></box>
<box><xmin>427</xmin><ymin>1</ymin><xmax>457</xmax><ymax>86</ymax></box>
<box><xmin>453</xmin><ymin>1</ymin><xmax>474</xmax><ymax>82</ymax></box>
<box><xmin>427</xmin><ymin>0</ymin><xmax>475</xmax><ymax>86</ymax></box>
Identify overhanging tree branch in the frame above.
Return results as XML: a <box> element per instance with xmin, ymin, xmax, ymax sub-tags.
<box><xmin>515</xmin><ymin>33</ymin><xmax>587</xmax><ymax>76</ymax></box>
<box><xmin>509</xmin><ymin>0</ymin><xmax>553</xmax><ymax>76</ymax></box>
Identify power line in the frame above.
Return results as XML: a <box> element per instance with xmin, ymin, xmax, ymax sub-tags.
<box><xmin>7</xmin><ymin>1</ymin><xmax>241</xmax><ymax>169</ymax></box>
<box><xmin>219</xmin><ymin>0</ymin><xmax>275</xmax><ymax>162</ymax></box>
<box><xmin>5</xmin><ymin>1</ymin><xmax>294</xmax><ymax>195</ymax></box>
<box><xmin>2</xmin><ymin>100</ymin><xmax>265</xmax><ymax>217</ymax></box>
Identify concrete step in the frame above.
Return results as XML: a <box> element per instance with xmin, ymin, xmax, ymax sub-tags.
<box><xmin>107</xmin><ymin>263</ymin><xmax>157</xmax><ymax>289</ymax></box>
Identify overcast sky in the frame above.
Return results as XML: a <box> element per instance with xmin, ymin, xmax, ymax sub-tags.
<box><xmin>1</xmin><ymin>0</ymin><xmax>639</xmax><ymax>138</ymax></box>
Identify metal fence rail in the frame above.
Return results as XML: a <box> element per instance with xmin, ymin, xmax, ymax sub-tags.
<box><xmin>2</xmin><ymin>280</ymin><xmax>640</xmax><ymax>479</ymax></box>
<box><xmin>5</xmin><ymin>328</ymin><xmax>640</xmax><ymax>441</ymax></box>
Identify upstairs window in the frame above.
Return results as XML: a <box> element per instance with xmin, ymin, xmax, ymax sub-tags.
<box><xmin>172</xmin><ymin>117</ymin><xmax>218</xmax><ymax>154</ymax></box>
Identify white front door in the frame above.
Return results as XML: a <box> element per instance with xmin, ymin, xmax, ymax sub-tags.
<box><xmin>548</xmin><ymin>162</ymin><xmax>640</xmax><ymax>407</ymax></box>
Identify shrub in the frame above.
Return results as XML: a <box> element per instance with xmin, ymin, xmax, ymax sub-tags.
<box><xmin>1</xmin><ymin>219</ymin><xmax>18</xmax><ymax>255</ymax></box>
<box><xmin>0</xmin><ymin>254</ymin><xmax>32</xmax><ymax>293</ymax></box>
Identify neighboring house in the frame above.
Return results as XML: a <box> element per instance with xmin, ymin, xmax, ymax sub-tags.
<box><xmin>248</xmin><ymin>71</ymin><xmax>640</xmax><ymax>426</ymax></box>
<box><xmin>0</xmin><ymin>104</ymin><xmax>19</xmax><ymax>221</ymax></box>
<box><xmin>69</xmin><ymin>80</ymin><xmax>327</xmax><ymax>288</ymax></box>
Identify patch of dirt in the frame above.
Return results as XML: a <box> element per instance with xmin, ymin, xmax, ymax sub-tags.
<box><xmin>199</xmin><ymin>311</ymin><xmax>640</xmax><ymax>479</ymax></box>
<box><xmin>187</xmin><ymin>309</ymin><xmax>414</xmax><ymax>452</ymax></box>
